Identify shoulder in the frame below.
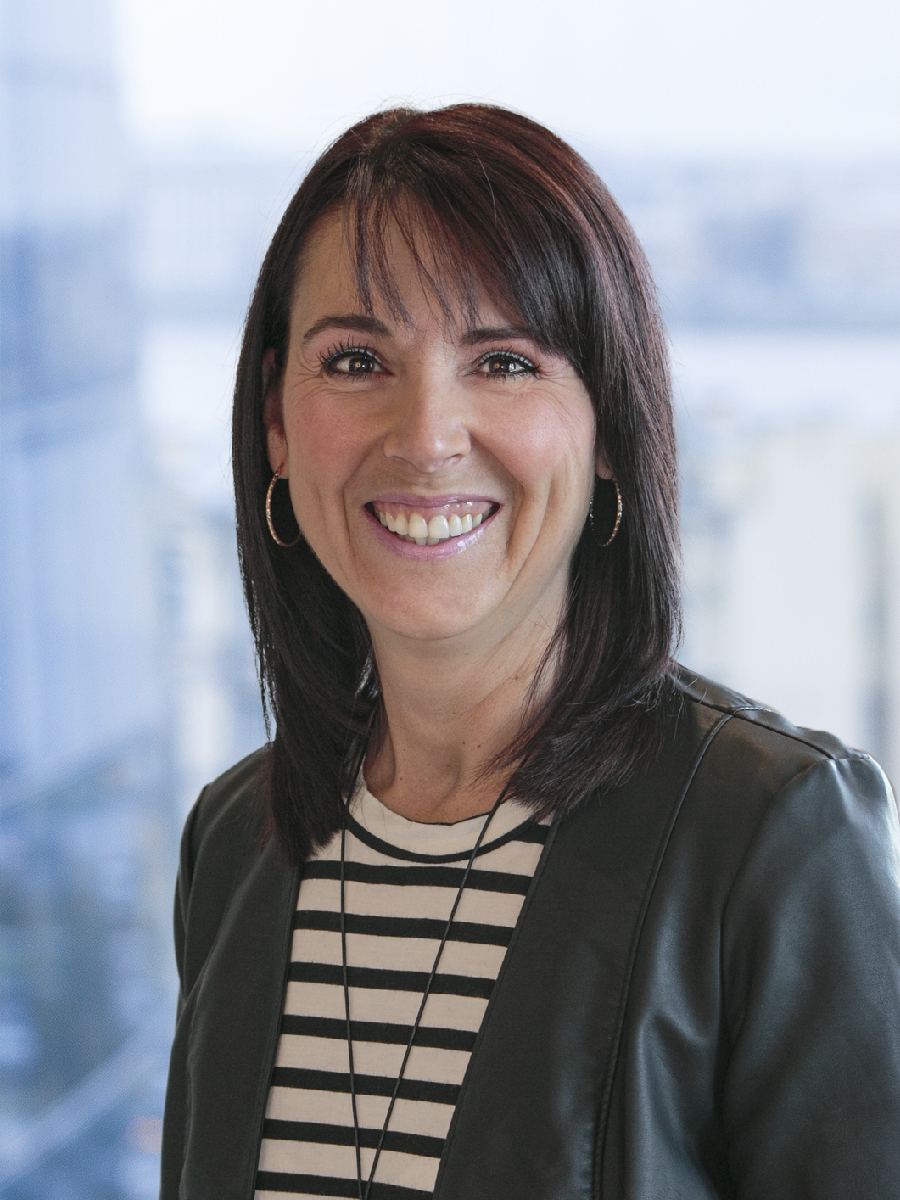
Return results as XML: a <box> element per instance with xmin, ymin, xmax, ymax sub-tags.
<box><xmin>174</xmin><ymin>746</ymin><xmax>277</xmax><ymax>992</ymax></box>
<box><xmin>670</xmin><ymin>664</ymin><xmax>891</xmax><ymax>801</ymax></box>
<box><xmin>559</xmin><ymin>667</ymin><xmax>896</xmax><ymax>912</ymax></box>
<box><xmin>673</xmin><ymin>664</ymin><xmax>868</xmax><ymax>763</ymax></box>
<box><xmin>644</xmin><ymin>667</ymin><xmax>899</xmax><ymax>909</ymax></box>
<box><xmin>188</xmin><ymin>746</ymin><xmax>268</xmax><ymax>841</ymax></box>
<box><xmin>665</xmin><ymin>665</ymin><xmax>898</xmax><ymax>906</ymax></box>
<box><xmin>178</xmin><ymin>746</ymin><xmax>270</xmax><ymax>905</ymax></box>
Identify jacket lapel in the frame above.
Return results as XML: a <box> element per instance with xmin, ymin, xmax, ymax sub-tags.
<box><xmin>433</xmin><ymin>693</ymin><xmax>730</xmax><ymax>1199</ymax></box>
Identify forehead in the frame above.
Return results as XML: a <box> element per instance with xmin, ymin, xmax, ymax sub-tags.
<box><xmin>289</xmin><ymin>209</ymin><xmax>512</xmax><ymax>339</ymax></box>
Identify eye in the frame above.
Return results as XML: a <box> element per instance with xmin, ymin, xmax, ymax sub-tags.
<box><xmin>476</xmin><ymin>350</ymin><xmax>538</xmax><ymax>378</ymax></box>
<box><xmin>320</xmin><ymin>344</ymin><xmax>382</xmax><ymax>377</ymax></box>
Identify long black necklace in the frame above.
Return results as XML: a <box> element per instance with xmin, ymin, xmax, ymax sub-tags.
<box><xmin>339</xmin><ymin>785</ymin><xmax>508</xmax><ymax>1200</ymax></box>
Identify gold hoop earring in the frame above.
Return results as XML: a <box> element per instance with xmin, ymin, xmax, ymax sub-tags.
<box><xmin>597</xmin><ymin>479</ymin><xmax>623</xmax><ymax>548</ymax></box>
<box><xmin>265</xmin><ymin>469</ymin><xmax>301</xmax><ymax>547</ymax></box>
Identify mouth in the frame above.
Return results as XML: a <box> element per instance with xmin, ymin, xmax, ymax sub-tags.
<box><xmin>365</xmin><ymin>498</ymin><xmax>500</xmax><ymax>545</ymax></box>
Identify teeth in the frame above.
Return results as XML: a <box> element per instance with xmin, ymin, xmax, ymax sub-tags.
<box><xmin>373</xmin><ymin>506</ymin><xmax>491</xmax><ymax>543</ymax></box>
<box><xmin>408</xmin><ymin>514</ymin><xmax>428</xmax><ymax>540</ymax></box>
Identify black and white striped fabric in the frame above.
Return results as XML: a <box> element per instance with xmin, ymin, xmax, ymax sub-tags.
<box><xmin>255</xmin><ymin>783</ymin><xmax>550</xmax><ymax>1199</ymax></box>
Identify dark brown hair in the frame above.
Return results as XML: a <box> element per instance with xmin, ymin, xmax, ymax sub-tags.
<box><xmin>233</xmin><ymin>104</ymin><xmax>680</xmax><ymax>863</ymax></box>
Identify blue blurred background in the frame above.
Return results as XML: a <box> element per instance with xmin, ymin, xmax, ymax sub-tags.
<box><xmin>1</xmin><ymin>0</ymin><xmax>898</xmax><ymax>1194</ymax></box>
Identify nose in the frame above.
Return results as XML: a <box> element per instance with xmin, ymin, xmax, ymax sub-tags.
<box><xmin>382</xmin><ymin>369</ymin><xmax>471</xmax><ymax>474</ymax></box>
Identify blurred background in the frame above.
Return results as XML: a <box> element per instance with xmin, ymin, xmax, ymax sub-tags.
<box><xmin>1</xmin><ymin>0</ymin><xmax>898</xmax><ymax>1194</ymax></box>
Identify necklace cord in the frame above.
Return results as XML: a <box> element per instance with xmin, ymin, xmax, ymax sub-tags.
<box><xmin>341</xmin><ymin>784</ymin><xmax>510</xmax><ymax>1200</ymax></box>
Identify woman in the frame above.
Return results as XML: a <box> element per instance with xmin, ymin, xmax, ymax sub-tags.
<box><xmin>160</xmin><ymin>106</ymin><xmax>900</xmax><ymax>1200</ymax></box>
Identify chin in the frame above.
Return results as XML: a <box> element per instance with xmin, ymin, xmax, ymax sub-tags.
<box><xmin>379</xmin><ymin>614</ymin><xmax>482</xmax><ymax>643</ymax></box>
<box><xmin>365</xmin><ymin>595</ymin><xmax>489</xmax><ymax>643</ymax></box>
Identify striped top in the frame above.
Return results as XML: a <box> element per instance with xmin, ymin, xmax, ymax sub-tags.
<box><xmin>255</xmin><ymin>783</ymin><xmax>550</xmax><ymax>1200</ymax></box>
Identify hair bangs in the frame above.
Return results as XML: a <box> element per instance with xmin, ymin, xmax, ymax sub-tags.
<box><xmin>333</xmin><ymin>148</ymin><xmax>590</xmax><ymax>367</ymax></box>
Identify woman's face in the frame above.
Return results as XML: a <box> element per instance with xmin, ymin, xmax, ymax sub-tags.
<box><xmin>264</xmin><ymin>212</ymin><xmax>607</xmax><ymax>652</ymax></box>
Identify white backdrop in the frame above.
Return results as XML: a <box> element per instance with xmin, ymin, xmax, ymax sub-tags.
<box><xmin>115</xmin><ymin>0</ymin><xmax>900</xmax><ymax>157</ymax></box>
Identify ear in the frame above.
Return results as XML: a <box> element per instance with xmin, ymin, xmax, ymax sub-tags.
<box><xmin>262</xmin><ymin>348</ymin><xmax>288</xmax><ymax>477</ymax></box>
<box><xmin>595</xmin><ymin>441</ymin><xmax>614</xmax><ymax>481</ymax></box>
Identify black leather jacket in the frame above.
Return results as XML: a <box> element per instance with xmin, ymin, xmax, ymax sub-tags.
<box><xmin>160</xmin><ymin>670</ymin><xmax>900</xmax><ymax>1199</ymax></box>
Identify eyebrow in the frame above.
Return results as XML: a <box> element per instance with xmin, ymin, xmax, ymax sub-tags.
<box><xmin>460</xmin><ymin>325</ymin><xmax>535</xmax><ymax>346</ymax></box>
<box><xmin>302</xmin><ymin>313</ymin><xmax>392</xmax><ymax>342</ymax></box>
<box><xmin>301</xmin><ymin>315</ymin><xmax>539</xmax><ymax>348</ymax></box>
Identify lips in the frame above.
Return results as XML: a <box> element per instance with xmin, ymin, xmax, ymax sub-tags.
<box><xmin>366</xmin><ymin>499</ymin><xmax>499</xmax><ymax>546</ymax></box>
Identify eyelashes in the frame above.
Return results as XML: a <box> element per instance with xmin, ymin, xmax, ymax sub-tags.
<box><xmin>317</xmin><ymin>341</ymin><xmax>541</xmax><ymax>380</ymax></box>
<box><xmin>475</xmin><ymin>350</ymin><xmax>539</xmax><ymax>378</ymax></box>
<box><xmin>319</xmin><ymin>341</ymin><xmax>381</xmax><ymax>377</ymax></box>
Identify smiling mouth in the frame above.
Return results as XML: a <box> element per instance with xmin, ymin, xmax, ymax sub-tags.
<box><xmin>367</xmin><ymin>500</ymin><xmax>499</xmax><ymax>545</ymax></box>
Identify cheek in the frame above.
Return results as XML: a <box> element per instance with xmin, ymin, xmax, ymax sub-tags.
<box><xmin>283</xmin><ymin>396</ymin><xmax>368</xmax><ymax>498</ymax></box>
<box><xmin>502</xmin><ymin>399</ymin><xmax>596</xmax><ymax>500</ymax></box>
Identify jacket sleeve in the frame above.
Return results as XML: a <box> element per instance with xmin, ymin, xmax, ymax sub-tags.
<box><xmin>160</xmin><ymin>791</ymin><xmax>205</xmax><ymax>1199</ymax></box>
<box><xmin>172</xmin><ymin>791</ymin><xmax>203</xmax><ymax>1023</ymax></box>
<box><xmin>159</xmin><ymin>748</ymin><xmax>290</xmax><ymax>1200</ymax></box>
<box><xmin>721</xmin><ymin>752</ymin><xmax>900</xmax><ymax>1198</ymax></box>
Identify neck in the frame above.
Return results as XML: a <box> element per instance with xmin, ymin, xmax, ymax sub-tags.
<box><xmin>364</xmin><ymin>608</ymin><xmax>561</xmax><ymax>824</ymax></box>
